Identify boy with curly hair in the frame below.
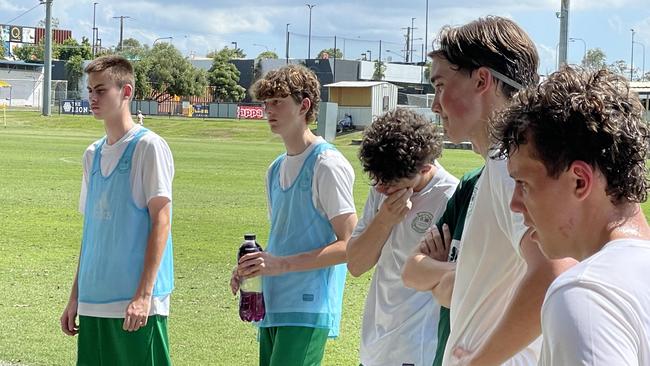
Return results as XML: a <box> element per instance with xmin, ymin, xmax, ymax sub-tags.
<box><xmin>493</xmin><ymin>66</ymin><xmax>650</xmax><ymax>365</ymax></box>
<box><xmin>347</xmin><ymin>108</ymin><xmax>458</xmax><ymax>366</ymax></box>
<box><xmin>230</xmin><ymin>64</ymin><xmax>357</xmax><ymax>366</ymax></box>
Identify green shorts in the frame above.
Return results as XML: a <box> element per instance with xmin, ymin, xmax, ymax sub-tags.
<box><xmin>77</xmin><ymin>315</ymin><xmax>171</xmax><ymax>366</ymax></box>
<box><xmin>259</xmin><ymin>326</ymin><xmax>330</xmax><ymax>366</ymax></box>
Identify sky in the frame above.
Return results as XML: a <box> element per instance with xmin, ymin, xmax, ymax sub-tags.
<box><xmin>1</xmin><ymin>0</ymin><xmax>649</xmax><ymax>76</ymax></box>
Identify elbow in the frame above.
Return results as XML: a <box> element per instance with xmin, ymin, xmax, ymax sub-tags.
<box><xmin>401</xmin><ymin>264</ymin><xmax>418</xmax><ymax>289</ymax></box>
<box><xmin>346</xmin><ymin>262</ymin><xmax>365</xmax><ymax>277</ymax></box>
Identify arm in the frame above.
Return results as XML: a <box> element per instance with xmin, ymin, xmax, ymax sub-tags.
<box><xmin>431</xmin><ymin>269</ymin><xmax>455</xmax><ymax>308</ymax></box>
<box><xmin>402</xmin><ymin>223</ymin><xmax>454</xmax><ymax>290</ymax></box>
<box><xmin>123</xmin><ymin>197</ymin><xmax>171</xmax><ymax>332</ymax></box>
<box><xmin>453</xmin><ymin>230</ymin><xmax>576</xmax><ymax>365</ymax></box>
<box><xmin>346</xmin><ymin>188</ymin><xmax>413</xmax><ymax>277</ymax></box>
<box><xmin>60</xmin><ymin>257</ymin><xmax>81</xmax><ymax>336</ymax></box>
<box><xmin>237</xmin><ymin>212</ymin><xmax>357</xmax><ymax>278</ymax></box>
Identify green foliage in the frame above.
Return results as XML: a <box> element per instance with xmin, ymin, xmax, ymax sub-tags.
<box><xmin>256</xmin><ymin>50</ymin><xmax>278</xmax><ymax>60</ymax></box>
<box><xmin>208</xmin><ymin>48</ymin><xmax>246</xmax><ymax>102</ymax></box>
<box><xmin>207</xmin><ymin>46</ymin><xmax>245</xmax><ymax>59</ymax></box>
<box><xmin>0</xmin><ymin>41</ymin><xmax>5</xmax><ymax>58</ymax></box>
<box><xmin>65</xmin><ymin>55</ymin><xmax>84</xmax><ymax>92</ymax></box>
<box><xmin>116</xmin><ymin>38</ymin><xmax>149</xmax><ymax>61</ymax></box>
<box><xmin>318</xmin><ymin>48</ymin><xmax>343</xmax><ymax>59</ymax></box>
<box><xmin>582</xmin><ymin>48</ymin><xmax>607</xmax><ymax>71</ymax></box>
<box><xmin>13</xmin><ymin>36</ymin><xmax>91</xmax><ymax>62</ymax></box>
<box><xmin>137</xmin><ymin>43</ymin><xmax>208</xmax><ymax>101</ymax></box>
<box><xmin>372</xmin><ymin>60</ymin><xmax>387</xmax><ymax>80</ymax></box>
<box><xmin>608</xmin><ymin>59</ymin><xmax>629</xmax><ymax>76</ymax></box>
<box><xmin>58</xmin><ymin>37</ymin><xmax>92</xmax><ymax>61</ymax></box>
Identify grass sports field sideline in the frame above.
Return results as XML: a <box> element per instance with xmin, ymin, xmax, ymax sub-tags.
<box><xmin>0</xmin><ymin>109</ymin><xmax>505</xmax><ymax>365</ymax></box>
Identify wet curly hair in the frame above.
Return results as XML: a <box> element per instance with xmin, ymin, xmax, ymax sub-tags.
<box><xmin>251</xmin><ymin>64</ymin><xmax>321</xmax><ymax>123</ymax></box>
<box><xmin>359</xmin><ymin>108</ymin><xmax>443</xmax><ymax>184</ymax></box>
<box><xmin>491</xmin><ymin>66</ymin><xmax>650</xmax><ymax>204</ymax></box>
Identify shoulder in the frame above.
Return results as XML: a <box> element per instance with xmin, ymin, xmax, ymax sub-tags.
<box><xmin>135</xmin><ymin>130</ymin><xmax>172</xmax><ymax>154</ymax></box>
<box><xmin>315</xmin><ymin>145</ymin><xmax>353</xmax><ymax>172</ymax></box>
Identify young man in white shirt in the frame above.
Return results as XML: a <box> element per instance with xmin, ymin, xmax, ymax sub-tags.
<box><xmin>60</xmin><ymin>55</ymin><xmax>175</xmax><ymax>365</ymax></box>
<box><xmin>425</xmin><ymin>17</ymin><xmax>576</xmax><ymax>365</ymax></box>
<box><xmin>493</xmin><ymin>66</ymin><xmax>650</xmax><ymax>365</ymax></box>
<box><xmin>347</xmin><ymin>108</ymin><xmax>458</xmax><ymax>366</ymax></box>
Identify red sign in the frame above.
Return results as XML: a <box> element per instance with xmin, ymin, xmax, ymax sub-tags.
<box><xmin>237</xmin><ymin>105</ymin><xmax>265</xmax><ymax>119</ymax></box>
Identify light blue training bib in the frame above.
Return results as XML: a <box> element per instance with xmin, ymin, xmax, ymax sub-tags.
<box><xmin>259</xmin><ymin>142</ymin><xmax>347</xmax><ymax>338</ymax></box>
<box><xmin>78</xmin><ymin>128</ymin><xmax>174</xmax><ymax>304</ymax></box>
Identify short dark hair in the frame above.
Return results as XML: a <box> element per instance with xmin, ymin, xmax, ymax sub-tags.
<box><xmin>359</xmin><ymin>108</ymin><xmax>443</xmax><ymax>184</ymax></box>
<box><xmin>429</xmin><ymin>16</ymin><xmax>539</xmax><ymax>98</ymax></box>
<box><xmin>251</xmin><ymin>64</ymin><xmax>321</xmax><ymax>123</ymax></box>
<box><xmin>84</xmin><ymin>55</ymin><xmax>135</xmax><ymax>88</ymax></box>
<box><xmin>492</xmin><ymin>66</ymin><xmax>650</xmax><ymax>204</ymax></box>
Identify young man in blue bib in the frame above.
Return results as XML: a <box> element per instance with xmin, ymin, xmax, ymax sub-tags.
<box><xmin>231</xmin><ymin>64</ymin><xmax>357</xmax><ymax>366</ymax></box>
<box><xmin>60</xmin><ymin>55</ymin><xmax>175</xmax><ymax>365</ymax></box>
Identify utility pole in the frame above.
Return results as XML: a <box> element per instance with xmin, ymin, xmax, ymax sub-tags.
<box><xmin>112</xmin><ymin>15</ymin><xmax>131</xmax><ymax>51</ymax></box>
<box><xmin>286</xmin><ymin>23</ymin><xmax>290</xmax><ymax>64</ymax></box>
<box><xmin>631</xmin><ymin>29</ymin><xmax>635</xmax><ymax>80</ymax></box>
<box><xmin>306</xmin><ymin>4</ymin><xmax>316</xmax><ymax>59</ymax></box>
<box><xmin>557</xmin><ymin>0</ymin><xmax>570</xmax><ymax>68</ymax></box>
<box><xmin>92</xmin><ymin>2</ymin><xmax>98</xmax><ymax>58</ymax></box>
<box><xmin>403</xmin><ymin>26</ymin><xmax>410</xmax><ymax>63</ymax></box>
<box><xmin>42</xmin><ymin>0</ymin><xmax>53</xmax><ymax>116</ymax></box>
<box><xmin>424</xmin><ymin>0</ymin><xmax>429</xmax><ymax>61</ymax></box>
<box><xmin>410</xmin><ymin>17</ymin><xmax>417</xmax><ymax>64</ymax></box>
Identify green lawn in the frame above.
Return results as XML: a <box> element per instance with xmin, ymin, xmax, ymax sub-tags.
<box><xmin>0</xmin><ymin>109</ymin><xmax>486</xmax><ymax>365</ymax></box>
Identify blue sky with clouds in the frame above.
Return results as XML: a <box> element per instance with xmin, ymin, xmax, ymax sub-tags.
<box><xmin>1</xmin><ymin>0</ymin><xmax>649</xmax><ymax>76</ymax></box>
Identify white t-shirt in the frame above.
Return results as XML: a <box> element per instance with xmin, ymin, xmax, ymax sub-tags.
<box><xmin>265</xmin><ymin>137</ymin><xmax>356</xmax><ymax>220</ymax></box>
<box><xmin>354</xmin><ymin>164</ymin><xmax>459</xmax><ymax>366</ymax></box>
<box><xmin>443</xmin><ymin>157</ymin><xmax>540</xmax><ymax>366</ymax></box>
<box><xmin>77</xmin><ymin>124</ymin><xmax>174</xmax><ymax>318</ymax></box>
<box><xmin>539</xmin><ymin>239</ymin><xmax>650</xmax><ymax>366</ymax></box>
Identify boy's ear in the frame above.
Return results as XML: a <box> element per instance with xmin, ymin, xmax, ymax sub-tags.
<box><xmin>475</xmin><ymin>67</ymin><xmax>493</xmax><ymax>93</ymax></box>
<box><xmin>122</xmin><ymin>84</ymin><xmax>134</xmax><ymax>99</ymax></box>
<box><xmin>300</xmin><ymin>97</ymin><xmax>311</xmax><ymax>114</ymax></box>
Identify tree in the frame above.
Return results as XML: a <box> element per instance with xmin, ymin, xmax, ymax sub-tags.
<box><xmin>65</xmin><ymin>55</ymin><xmax>84</xmax><ymax>95</ymax></box>
<box><xmin>58</xmin><ymin>37</ymin><xmax>91</xmax><ymax>61</ymax></box>
<box><xmin>0</xmin><ymin>41</ymin><xmax>5</xmax><ymax>59</ymax></box>
<box><xmin>256</xmin><ymin>51</ymin><xmax>278</xmax><ymax>60</ymax></box>
<box><xmin>207</xmin><ymin>46</ymin><xmax>245</xmax><ymax>59</ymax></box>
<box><xmin>138</xmin><ymin>43</ymin><xmax>208</xmax><ymax>101</ymax></box>
<box><xmin>608</xmin><ymin>60</ymin><xmax>629</xmax><ymax>76</ymax></box>
<box><xmin>117</xmin><ymin>38</ymin><xmax>149</xmax><ymax>61</ymax></box>
<box><xmin>317</xmin><ymin>48</ymin><xmax>342</xmax><ymax>59</ymax></box>
<box><xmin>208</xmin><ymin>49</ymin><xmax>246</xmax><ymax>102</ymax></box>
<box><xmin>372</xmin><ymin>60</ymin><xmax>386</xmax><ymax>80</ymax></box>
<box><xmin>582</xmin><ymin>48</ymin><xmax>607</xmax><ymax>71</ymax></box>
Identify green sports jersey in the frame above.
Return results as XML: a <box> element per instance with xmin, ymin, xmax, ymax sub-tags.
<box><xmin>432</xmin><ymin>167</ymin><xmax>483</xmax><ymax>366</ymax></box>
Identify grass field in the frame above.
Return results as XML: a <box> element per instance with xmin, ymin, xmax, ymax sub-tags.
<box><xmin>0</xmin><ymin>109</ymin><xmax>491</xmax><ymax>365</ymax></box>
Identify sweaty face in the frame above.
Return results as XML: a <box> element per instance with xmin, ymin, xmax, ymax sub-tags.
<box><xmin>87</xmin><ymin>72</ymin><xmax>126</xmax><ymax>121</ymax></box>
<box><xmin>429</xmin><ymin>57</ymin><xmax>483</xmax><ymax>144</ymax></box>
<box><xmin>508</xmin><ymin>143</ymin><xmax>577</xmax><ymax>259</ymax></box>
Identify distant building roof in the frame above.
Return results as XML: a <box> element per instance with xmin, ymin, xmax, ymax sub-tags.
<box><xmin>324</xmin><ymin>81</ymin><xmax>391</xmax><ymax>88</ymax></box>
<box><xmin>630</xmin><ymin>81</ymin><xmax>650</xmax><ymax>94</ymax></box>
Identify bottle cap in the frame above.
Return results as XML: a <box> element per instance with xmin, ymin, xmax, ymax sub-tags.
<box><xmin>244</xmin><ymin>233</ymin><xmax>256</xmax><ymax>241</ymax></box>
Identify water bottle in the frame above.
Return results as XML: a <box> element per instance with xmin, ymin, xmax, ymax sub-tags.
<box><xmin>238</xmin><ymin>234</ymin><xmax>266</xmax><ymax>322</ymax></box>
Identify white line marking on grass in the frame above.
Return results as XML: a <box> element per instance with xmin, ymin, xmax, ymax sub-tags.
<box><xmin>59</xmin><ymin>157</ymin><xmax>80</xmax><ymax>165</ymax></box>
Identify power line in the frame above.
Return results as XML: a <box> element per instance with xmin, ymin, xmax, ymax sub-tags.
<box><xmin>3</xmin><ymin>2</ymin><xmax>43</xmax><ymax>24</ymax></box>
